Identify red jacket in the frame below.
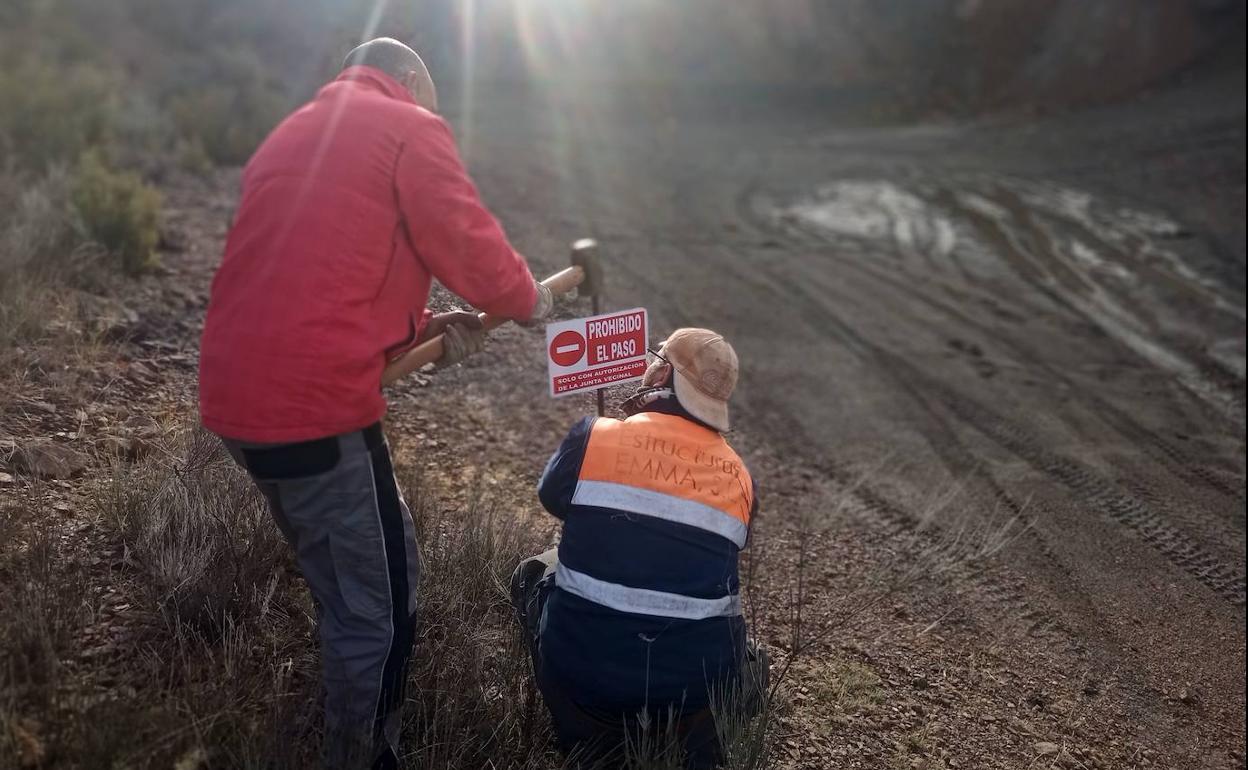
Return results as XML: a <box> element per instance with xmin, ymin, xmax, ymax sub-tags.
<box><xmin>199</xmin><ymin>66</ymin><xmax>537</xmax><ymax>443</ymax></box>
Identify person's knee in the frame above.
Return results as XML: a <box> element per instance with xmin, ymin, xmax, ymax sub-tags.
<box><xmin>509</xmin><ymin>559</ymin><xmax>530</xmax><ymax>613</ymax></box>
<box><xmin>511</xmin><ymin>549</ymin><xmax>558</xmax><ymax>613</ymax></box>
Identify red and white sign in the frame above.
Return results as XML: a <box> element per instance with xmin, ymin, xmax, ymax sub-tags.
<box><xmin>545</xmin><ymin>308</ymin><xmax>648</xmax><ymax>397</ymax></box>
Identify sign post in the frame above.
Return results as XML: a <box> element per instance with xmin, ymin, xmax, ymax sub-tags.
<box><xmin>592</xmin><ymin>292</ymin><xmax>606</xmax><ymax>417</ymax></box>
<box><xmin>545</xmin><ymin>308</ymin><xmax>648</xmax><ymax>409</ymax></box>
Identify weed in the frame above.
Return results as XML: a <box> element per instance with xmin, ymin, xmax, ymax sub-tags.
<box><xmin>0</xmin><ymin>507</ymin><xmax>91</xmax><ymax>703</ymax></box>
<box><xmin>816</xmin><ymin>658</ymin><xmax>886</xmax><ymax>715</ymax></box>
<box><xmin>167</xmin><ymin>46</ymin><xmax>289</xmax><ymax>165</ymax></box>
<box><xmin>396</xmin><ymin>465</ymin><xmax>555</xmax><ymax>768</ymax></box>
<box><xmin>0</xmin><ymin>61</ymin><xmax>117</xmax><ymax>173</ymax></box>
<box><xmin>1</xmin><ymin>428</ymin><xmax>785</xmax><ymax>769</ymax></box>
<box><xmin>71</xmin><ymin>152</ymin><xmax>161</xmax><ymax>277</ymax></box>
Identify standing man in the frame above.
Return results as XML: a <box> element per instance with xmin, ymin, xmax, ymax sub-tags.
<box><xmin>198</xmin><ymin>38</ymin><xmax>552</xmax><ymax>769</ymax></box>
<box><xmin>511</xmin><ymin>329</ymin><xmax>768</xmax><ymax>768</ymax></box>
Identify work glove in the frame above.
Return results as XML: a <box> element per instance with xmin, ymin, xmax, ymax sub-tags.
<box><xmin>516</xmin><ymin>282</ymin><xmax>553</xmax><ymax>328</ymax></box>
<box><xmin>424</xmin><ymin>310</ymin><xmax>486</xmax><ymax>367</ymax></box>
<box><xmin>440</xmin><ymin>323</ymin><xmax>485</xmax><ymax>366</ymax></box>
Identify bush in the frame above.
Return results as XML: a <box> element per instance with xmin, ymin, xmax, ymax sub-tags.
<box><xmin>0</xmin><ymin>506</ymin><xmax>93</xmax><ymax>768</ymax></box>
<box><xmin>0</xmin><ymin>421</ymin><xmax>783</xmax><ymax>769</ymax></box>
<box><xmin>168</xmin><ymin>47</ymin><xmax>290</xmax><ymax>165</ymax></box>
<box><xmin>110</xmin><ymin>89</ymin><xmax>183</xmax><ymax>179</ymax></box>
<box><xmin>100</xmin><ymin>428</ymin><xmax>293</xmax><ymax>641</ymax></box>
<box><xmin>397</xmin><ymin>467</ymin><xmax>554</xmax><ymax>768</ymax></box>
<box><xmin>0</xmin><ymin>61</ymin><xmax>117</xmax><ymax>172</ymax></box>
<box><xmin>0</xmin><ymin>167</ymin><xmax>89</xmax><ymax>349</ymax></box>
<box><xmin>0</xmin><ymin>166</ymin><xmax>78</xmax><ymax>277</ymax></box>
<box><xmin>71</xmin><ymin>151</ymin><xmax>162</xmax><ymax>275</ymax></box>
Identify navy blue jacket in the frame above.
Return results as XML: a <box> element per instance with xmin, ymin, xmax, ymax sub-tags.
<box><xmin>536</xmin><ymin>403</ymin><xmax>758</xmax><ymax>712</ymax></box>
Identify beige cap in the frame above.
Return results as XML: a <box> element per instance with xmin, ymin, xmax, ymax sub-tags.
<box><xmin>660</xmin><ymin>328</ymin><xmax>739</xmax><ymax>432</ymax></box>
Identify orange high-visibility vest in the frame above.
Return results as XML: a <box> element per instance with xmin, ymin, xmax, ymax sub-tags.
<box><xmin>576</xmin><ymin>412</ymin><xmax>754</xmax><ymax>547</ymax></box>
<box><xmin>536</xmin><ymin>410</ymin><xmax>757</xmax><ymax>710</ymax></box>
<box><xmin>554</xmin><ymin>412</ymin><xmax>753</xmax><ymax>620</ymax></box>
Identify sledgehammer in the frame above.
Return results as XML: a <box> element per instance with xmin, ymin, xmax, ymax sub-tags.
<box><xmin>380</xmin><ymin>239</ymin><xmax>605</xmax><ymax>387</ymax></box>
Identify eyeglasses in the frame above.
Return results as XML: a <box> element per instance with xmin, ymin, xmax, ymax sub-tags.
<box><xmin>646</xmin><ymin>347</ymin><xmax>669</xmax><ymax>366</ymax></box>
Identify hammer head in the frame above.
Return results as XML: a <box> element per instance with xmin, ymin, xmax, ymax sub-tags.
<box><xmin>570</xmin><ymin>238</ymin><xmax>605</xmax><ymax>297</ymax></box>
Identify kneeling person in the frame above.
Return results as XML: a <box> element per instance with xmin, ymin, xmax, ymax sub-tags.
<box><xmin>512</xmin><ymin>328</ymin><xmax>767</xmax><ymax>767</ymax></box>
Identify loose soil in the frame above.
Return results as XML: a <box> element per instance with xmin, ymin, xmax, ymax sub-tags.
<box><xmin>2</xmin><ymin>71</ymin><xmax>1244</xmax><ymax>769</ymax></box>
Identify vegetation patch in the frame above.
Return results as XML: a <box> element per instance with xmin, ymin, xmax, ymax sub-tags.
<box><xmin>1</xmin><ymin>426</ymin><xmax>779</xmax><ymax>768</ymax></box>
<box><xmin>814</xmin><ymin>657</ymin><xmax>887</xmax><ymax>715</ymax></box>
<box><xmin>71</xmin><ymin>152</ymin><xmax>162</xmax><ymax>277</ymax></box>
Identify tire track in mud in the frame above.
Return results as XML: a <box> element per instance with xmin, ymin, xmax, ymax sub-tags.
<box><xmin>746</xmin><ymin>181</ymin><xmax>1247</xmax><ymax>526</ymax></box>
<box><xmin>748</xmin><ymin>384</ymin><xmax>1083</xmax><ymax>654</ymax></box>
<box><xmin>772</xmin><ymin>168</ymin><xmax>1247</xmax><ymax>425</ymax></box>
<box><xmin>1088</xmin><ymin>402</ymin><xmax>1248</xmax><ymax>512</ymax></box>
<box><xmin>916</xmin><ymin>281</ymin><xmax>1244</xmax><ymax>526</ymax></box>
<box><xmin>956</xmin><ymin>183</ymin><xmax>1247</xmax><ymax>422</ymax></box>
<box><xmin>688</xmin><ymin>221</ymin><xmax>1087</xmax><ymax>650</ymax></box>
<box><xmin>926</xmin><ymin>386</ymin><xmax>1248</xmax><ymax>605</ymax></box>
<box><xmin>821</xmin><ymin>226</ymin><xmax>1247</xmax><ymax>524</ymax></box>
<box><xmin>734</xmin><ymin>184</ymin><xmax>1247</xmax><ymax>605</ymax></box>
<box><xmin>757</xmin><ymin>239</ymin><xmax>1247</xmax><ymax>606</ymax></box>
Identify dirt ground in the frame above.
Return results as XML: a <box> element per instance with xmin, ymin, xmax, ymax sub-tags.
<box><xmin>3</xmin><ymin>69</ymin><xmax>1244</xmax><ymax>769</ymax></box>
<box><xmin>439</xmin><ymin>72</ymin><xmax>1246</xmax><ymax>768</ymax></box>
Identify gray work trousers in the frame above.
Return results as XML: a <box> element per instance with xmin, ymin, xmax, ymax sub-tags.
<box><xmin>222</xmin><ymin>423</ymin><xmax>421</xmax><ymax>770</ymax></box>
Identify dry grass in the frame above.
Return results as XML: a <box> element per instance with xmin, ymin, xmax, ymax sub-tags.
<box><xmin>812</xmin><ymin>658</ymin><xmax>885</xmax><ymax>715</ymax></box>
<box><xmin>0</xmin><ymin>363</ymin><xmax>1027</xmax><ymax>770</ymax></box>
<box><xmin>0</xmin><ymin>164</ymin><xmax>144</xmax><ymax>396</ymax></box>
<box><xmin>98</xmin><ymin>429</ymin><xmax>294</xmax><ymax>644</ymax></box>
<box><xmin>0</xmin><ymin>507</ymin><xmax>92</xmax><ymax>717</ymax></box>
<box><xmin>0</xmin><ymin>427</ymin><xmax>785</xmax><ymax>769</ymax></box>
<box><xmin>395</xmin><ymin>463</ymin><xmax>559</xmax><ymax>769</ymax></box>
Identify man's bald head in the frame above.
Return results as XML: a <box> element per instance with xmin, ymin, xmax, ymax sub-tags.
<box><xmin>343</xmin><ymin>37</ymin><xmax>438</xmax><ymax>112</ymax></box>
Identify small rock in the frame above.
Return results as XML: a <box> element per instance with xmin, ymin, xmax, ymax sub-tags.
<box><xmin>44</xmin><ymin>318</ymin><xmax>81</xmax><ymax>336</ymax></box>
<box><xmin>1035</xmin><ymin>742</ymin><xmax>1060</xmax><ymax>756</ymax></box>
<box><xmin>123</xmin><ymin>414</ymin><xmax>163</xmax><ymax>438</ymax></box>
<box><xmin>77</xmin><ymin>293</ymin><xmax>140</xmax><ymax>340</ymax></box>
<box><xmin>1009</xmin><ymin>717</ymin><xmax>1037</xmax><ymax>736</ymax></box>
<box><xmin>12</xmin><ymin>441</ymin><xmax>89</xmax><ymax>480</ymax></box>
<box><xmin>128</xmin><ymin>361</ymin><xmax>156</xmax><ymax>382</ymax></box>
<box><xmin>0</xmin><ymin>472</ymin><xmax>14</xmax><ymax>484</ymax></box>
<box><xmin>100</xmin><ymin>436</ymin><xmax>150</xmax><ymax>460</ymax></box>
<box><xmin>157</xmin><ymin>226</ymin><xmax>189</xmax><ymax>253</ymax></box>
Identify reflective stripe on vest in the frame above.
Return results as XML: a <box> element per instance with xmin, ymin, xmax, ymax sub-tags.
<box><xmin>577</xmin><ymin>413</ymin><xmax>753</xmax><ymax>544</ymax></box>
<box><xmin>571</xmin><ymin>479</ymin><xmax>748</xmax><ymax>547</ymax></box>
<box><xmin>555</xmin><ymin>562</ymin><xmax>743</xmax><ymax>620</ymax></box>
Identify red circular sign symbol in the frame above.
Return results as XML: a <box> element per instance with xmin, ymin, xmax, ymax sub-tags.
<box><xmin>549</xmin><ymin>330</ymin><xmax>586</xmax><ymax>367</ymax></box>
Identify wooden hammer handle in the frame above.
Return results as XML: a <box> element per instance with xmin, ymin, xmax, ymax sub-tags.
<box><xmin>380</xmin><ymin>265</ymin><xmax>586</xmax><ymax>387</ymax></box>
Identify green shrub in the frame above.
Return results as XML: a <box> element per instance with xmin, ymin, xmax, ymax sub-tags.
<box><xmin>110</xmin><ymin>89</ymin><xmax>182</xmax><ymax>178</ymax></box>
<box><xmin>170</xmin><ymin>84</ymin><xmax>288</xmax><ymax>165</ymax></box>
<box><xmin>169</xmin><ymin>47</ymin><xmax>290</xmax><ymax>165</ymax></box>
<box><xmin>176</xmin><ymin>135</ymin><xmax>215</xmax><ymax>177</ymax></box>
<box><xmin>0</xmin><ymin>168</ymin><xmax>81</xmax><ymax>348</ymax></box>
<box><xmin>0</xmin><ymin>61</ymin><xmax>117</xmax><ymax>172</ymax></box>
<box><xmin>71</xmin><ymin>152</ymin><xmax>161</xmax><ymax>275</ymax></box>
